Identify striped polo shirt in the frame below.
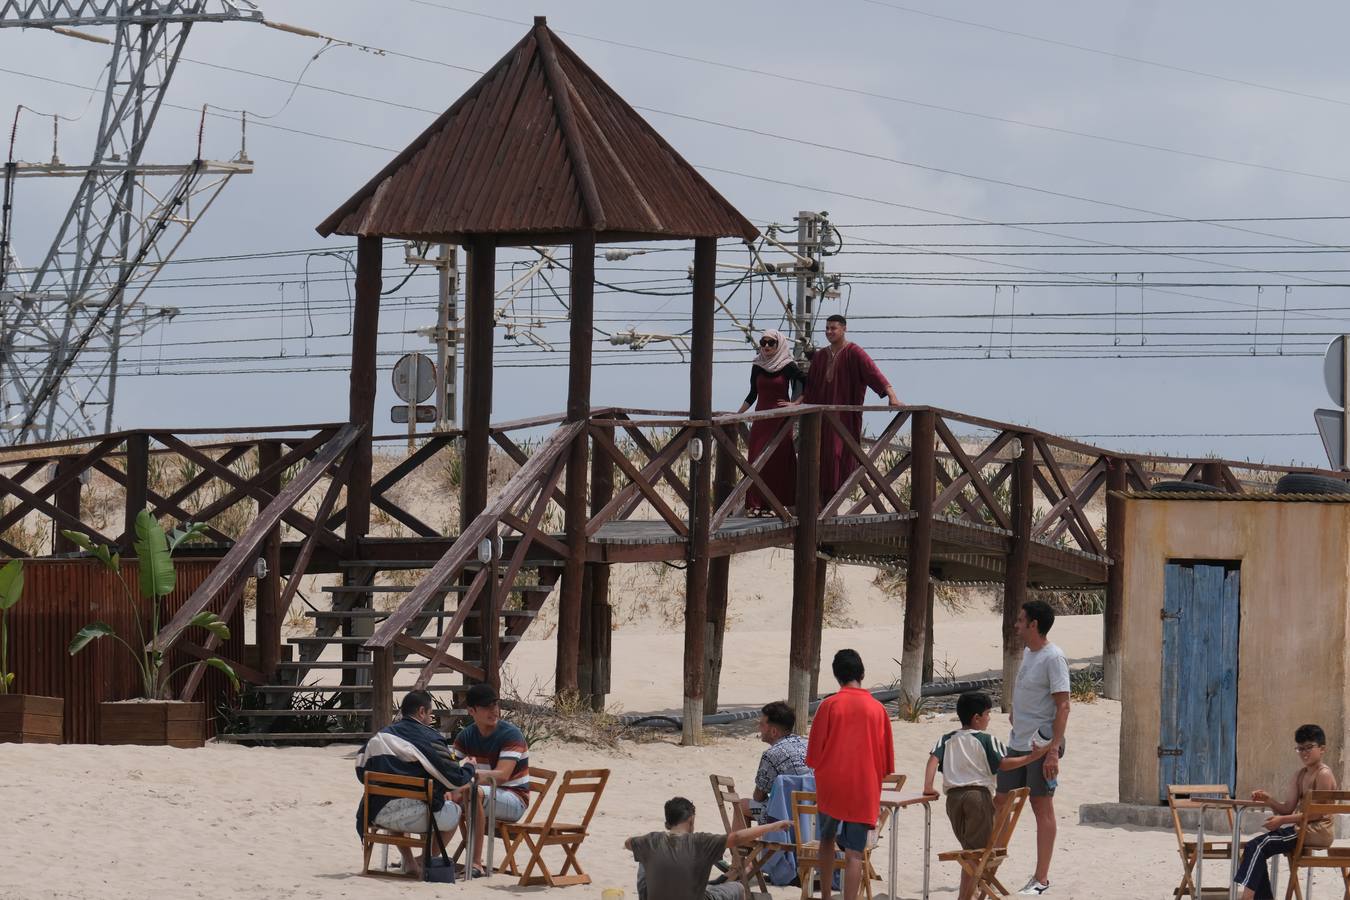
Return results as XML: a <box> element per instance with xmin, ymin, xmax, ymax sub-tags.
<box><xmin>452</xmin><ymin>719</ymin><xmax>530</xmax><ymax>802</ymax></box>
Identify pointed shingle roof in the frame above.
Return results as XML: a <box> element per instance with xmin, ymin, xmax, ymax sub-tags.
<box><xmin>317</xmin><ymin>17</ymin><xmax>759</xmax><ymax>244</ymax></box>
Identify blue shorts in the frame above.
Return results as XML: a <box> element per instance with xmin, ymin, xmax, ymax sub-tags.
<box><xmin>816</xmin><ymin>813</ymin><xmax>870</xmax><ymax>853</ymax></box>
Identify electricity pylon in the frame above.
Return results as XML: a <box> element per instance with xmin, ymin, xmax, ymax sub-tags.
<box><xmin>0</xmin><ymin>0</ymin><xmax>263</xmax><ymax>442</ymax></box>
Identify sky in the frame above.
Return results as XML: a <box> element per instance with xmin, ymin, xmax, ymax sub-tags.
<box><xmin>4</xmin><ymin>1</ymin><xmax>1350</xmax><ymax>466</ymax></box>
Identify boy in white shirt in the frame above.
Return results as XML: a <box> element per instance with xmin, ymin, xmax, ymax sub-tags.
<box><xmin>923</xmin><ymin>691</ymin><xmax>1050</xmax><ymax>900</ymax></box>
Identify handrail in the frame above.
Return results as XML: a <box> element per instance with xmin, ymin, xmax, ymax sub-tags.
<box><xmin>365</xmin><ymin>420</ymin><xmax>583</xmax><ymax>650</ymax></box>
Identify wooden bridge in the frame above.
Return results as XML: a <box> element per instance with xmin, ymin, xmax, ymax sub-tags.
<box><xmin>1</xmin><ymin>402</ymin><xmax>1333</xmax><ymax>743</ymax></box>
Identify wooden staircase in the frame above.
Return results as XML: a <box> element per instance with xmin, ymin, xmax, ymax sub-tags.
<box><xmin>217</xmin><ymin>557</ymin><xmax>563</xmax><ymax>743</ymax></box>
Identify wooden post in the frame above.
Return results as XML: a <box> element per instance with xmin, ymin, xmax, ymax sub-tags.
<box><xmin>122</xmin><ymin>432</ymin><xmax>149</xmax><ymax>550</ymax></box>
<box><xmin>1103</xmin><ymin>456</ymin><xmax>1128</xmax><ymax>700</ymax></box>
<box><xmin>900</xmin><ymin>411</ymin><xmax>935</xmax><ymax>704</ymax></box>
<box><xmin>348</xmin><ymin>236</ymin><xmax>382</xmax><ymax>546</ymax></box>
<box><xmin>462</xmin><ymin>235</ymin><xmax>495</xmax><ymax>525</ymax></box>
<box><xmin>788</xmin><ymin>409</ymin><xmax>821</xmax><ymax>728</ymax></box>
<box><xmin>808</xmin><ymin>555</ymin><xmax>827</xmax><ymax>700</ymax></box>
<box><xmin>483</xmin><ymin>538</ymin><xmax>502</xmax><ymax>690</ymax></box>
<box><xmin>1001</xmin><ymin>432</ymin><xmax>1034</xmax><ymax>711</ymax></box>
<box><xmin>703</xmin><ymin>427</ymin><xmax>736</xmax><ymax>715</ymax></box>
<box><xmin>52</xmin><ymin>458</ymin><xmax>83</xmax><ymax>554</ymax></box>
<box><xmin>255</xmin><ymin>441</ymin><xmax>284</xmax><ymax>679</ymax></box>
<box><xmin>1200</xmin><ymin>461</ymin><xmax>1224</xmax><ymax>489</ymax></box>
<box><xmin>558</xmin><ymin>232</ymin><xmax>595</xmax><ymax>697</ymax></box>
<box><xmin>461</xmin><ymin>236</ymin><xmax>495</xmax><ymax>674</ymax></box>
<box><xmin>370</xmin><ymin>646</ymin><xmax>394</xmax><ymax>731</ymax></box>
<box><xmin>682</xmin><ymin>237</ymin><xmax>716</xmax><ymax>746</ymax></box>
<box><xmin>587</xmin><ymin>421</ymin><xmax>614</xmax><ymax>711</ymax></box>
<box><xmin>923</xmin><ymin>580</ymin><xmax>936</xmax><ymax>684</ymax></box>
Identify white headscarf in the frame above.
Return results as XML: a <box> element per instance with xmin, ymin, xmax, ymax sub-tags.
<box><xmin>754</xmin><ymin>328</ymin><xmax>794</xmax><ymax>373</ymax></box>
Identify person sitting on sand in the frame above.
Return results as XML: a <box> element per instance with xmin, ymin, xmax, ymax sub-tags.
<box><xmin>923</xmin><ymin>691</ymin><xmax>1052</xmax><ymax>900</ymax></box>
<box><xmin>1233</xmin><ymin>723</ymin><xmax>1339</xmax><ymax>900</ymax></box>
<box><xmin>740</xmin><ymin>700</ymin><xmax>811</xmax><ymax>823</ymax></box>
<box><xmin>355</xmin><ymin>689</ymin><xmax>475</xmax><ymax>878</ymax></box>
<box><xmin>451</xmin><ymin>682</ymin><xmax>530</xmax><ymax>878</ymax></box>
<box><xmin>626</xmin><ymin>796</ymin><xmax>793</xmax><ymax>900</ymax></box>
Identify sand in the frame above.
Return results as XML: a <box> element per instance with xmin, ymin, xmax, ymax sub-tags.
<box><xmin>0</xmin><ymin>550</ymin><xmax>1250</xmax><ymax>898</ymax></box>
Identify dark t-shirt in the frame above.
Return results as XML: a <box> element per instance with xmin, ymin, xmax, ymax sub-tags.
<box><xmin>629</xmin><ymin>831</ymin><xmax>728</xmax><ymax>900</ymax></box>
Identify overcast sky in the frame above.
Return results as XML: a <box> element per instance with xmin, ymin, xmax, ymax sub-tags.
<box><xmin>4</xmin><ymin>1</ymin><xmax>1350</xmax><ymax>466</ymax></box>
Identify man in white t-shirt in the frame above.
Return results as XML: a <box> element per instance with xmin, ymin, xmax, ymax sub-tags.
<box><xmin>995</xmin><ymin>600</ymin><xmax>1070</xmax><ymax>896</ymax></box>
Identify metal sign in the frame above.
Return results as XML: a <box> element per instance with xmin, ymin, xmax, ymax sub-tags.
<box><xmin>1315</xmin><ymin>409</ymin><xmax>1344</xmax><ymax>470</ymax></box>
<box><xmin>392</xmin><ymin>353</ymin><xmax>436</xmax><ymax>404</ymax></box>
<box><xmin>1325</xmin><ymin>336</ymin><xmax>1347</xmax><ymax>406</ymax></box>
<box><xmin>391</xmin><ymin>405</ymin><xmax>436</xmax><ymax>424</ymax></box>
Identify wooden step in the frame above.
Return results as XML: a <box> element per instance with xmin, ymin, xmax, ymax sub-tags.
<box><xmin>304</xmin><ymin>608</ymin><xmax>539</xmax><ymax>619</ymax></box>
<box><xmin>286</xmin><ymin>635</ymin><xmax>522</xmax><ymax>647</ymax></box>
<box><xmin>249</xmin><ymin>683</ymin><xmax>473</xmax><ymax>694</ymax></box>
<box><xmin>230</xmin><ymin>708</ymin><xmax>373</xmax><ymax>717</ymax></box>
<box><xmin>275</xmin><ymin>659</ymin><xmax>510</xmax><ymax>670</ymax></box>
<box><xmin>322</xmin><ymin>583</ymin><xmax>554</xmax><ymax>594</ymax></box>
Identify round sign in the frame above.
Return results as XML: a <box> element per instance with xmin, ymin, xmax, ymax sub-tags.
<box><xmin>392</xmin><ymin>352</ymin><xmax>436</xmax><ymax>404</ymax></box>
<box><xmin>1326</xmin><ymin>336</ymin><xmax>1347</xmax><ymax>407</ymax></box>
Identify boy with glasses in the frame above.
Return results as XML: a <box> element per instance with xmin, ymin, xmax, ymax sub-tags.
<box><xmin>1232</xmin><ymin>724</ymin><xmax>1338</xmax><ymax>900</ymax></box>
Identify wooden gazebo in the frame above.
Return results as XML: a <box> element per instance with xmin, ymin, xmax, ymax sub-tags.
<box><xmin>318</xmin><ymin>16</ymin><xmax>758</xmax><ymax>737</ymax></box>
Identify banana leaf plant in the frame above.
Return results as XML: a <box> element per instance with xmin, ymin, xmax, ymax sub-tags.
<box><xmin>0</xmin><ymin>559</ymin><xmax>23</xmax><ymax>695</ymax></box>
<box><xmin>65</xmin><ymin>511</ymin><xmax>238</xmax><ymax>700</ymax></box>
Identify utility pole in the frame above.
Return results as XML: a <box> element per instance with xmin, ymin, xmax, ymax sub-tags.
<box><xmin>783</xmin><ymin>210</ymin><xmax>840</xmax><ymax>368</ymax></box>
<box><xmin>407</xmin><ymin>243</ymin><xmax>460</xmax><ymax>430</ymax></box>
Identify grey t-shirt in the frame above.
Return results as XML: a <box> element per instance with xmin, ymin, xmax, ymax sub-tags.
<box><xmin>1009</xmin><ymin>642</ymin><xmax>1070</xmax><ymax>751</ymax></box>
<box><xmin>630</xmin><ymin>831</ymin><xmax>728</xmax><ymax>900</ymax></box>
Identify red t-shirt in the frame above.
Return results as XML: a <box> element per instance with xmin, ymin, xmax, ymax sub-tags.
<box><xmin>806</xmin><ymin>686</ymin><xmax>895</xmax><ymax>826</ymax></box>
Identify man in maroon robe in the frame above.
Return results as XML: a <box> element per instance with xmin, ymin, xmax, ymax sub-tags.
<box><xmin>798</xmin><ymin>315</ymin><xmax>900</xmax><ymax>500</ymax></box>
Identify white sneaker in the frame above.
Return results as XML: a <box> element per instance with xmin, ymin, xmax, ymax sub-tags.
<box><xmin>1017</xmin><ymin>877</ymin><xmax>1050</xmax><ymax>895</ymax></box>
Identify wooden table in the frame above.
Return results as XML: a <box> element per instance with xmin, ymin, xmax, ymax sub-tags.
<box><xmin>1193</xmin><ymin>797</ymin><xmax>1269</xmax><ymax>900</ymax></box>
<box><xmin>880</xmin><ymin>790</ymin><xmax>934</xmax><ymax>900</ymax></box>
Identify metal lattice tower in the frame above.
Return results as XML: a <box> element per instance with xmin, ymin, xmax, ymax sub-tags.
<box><xmin>0</xmin><ymin>0</ymin><xmax>262</xmax><ymax>442</ymax></box>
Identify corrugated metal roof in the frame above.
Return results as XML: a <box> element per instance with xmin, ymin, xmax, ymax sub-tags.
<box><xmin>317</xmin><ymin>17</ymin><xmax>759</xmax><ymax>244</ymax></box>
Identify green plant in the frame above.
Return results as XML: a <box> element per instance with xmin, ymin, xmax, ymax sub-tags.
<box><xmin>64</xmin><ymin>510</ymin><xmax>238</xmax><ymax>700</ymax></box>
<box><xmin>1069</xmin><ymin>667</ymin><xmax>1099</xmax><ymax>704</ymax></box>
<box><xmin>0</xmin><ymin>559</ymin><xmax>23</xmax><ymax>694</ymax></box>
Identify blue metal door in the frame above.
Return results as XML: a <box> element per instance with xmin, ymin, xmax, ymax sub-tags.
<box><xmin>1159</xmin><ymin>561</ymin><xmax>1240</xmax><ymax>799</ymax></box>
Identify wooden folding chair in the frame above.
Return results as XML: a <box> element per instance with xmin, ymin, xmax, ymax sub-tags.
<box><xmin>790</xmin><ymin>790</ymin><xmax>884</xmax><ymax>900</ymax></box>
<box><xmin>1285</xmin><ymin>789</ymin><xmax>1350</xmax><ymax>900</ymax></box>
<box><xmin>710</xmin><ymin>774</ymin><xmax>790</xmax><ymax>895</ymax></box>
<box><xmin>507</xmin><ymin>768</ymin><xmax>609</xmax><ymax>887</ymax></box>
<box><xmin>496</xmin><ymin>766</ymin><xmax>558</xmax><ymax>876</ymax></box>
<box><xmin>1166</xmin><ymin>784</ymin><xmax>1235</xmax><ymax>898</ymax></box>
<box><xmin>864</xmin><ymin>773</ymin><xmax>908</xmax><ymax>884</ymax></box>
<box><xmin>359</xmin><ymin>771</ymin><xmax>437</xmax><ymax>879</ymax></box>
<box><xmin>937</xmin><ymin>786</ymin><xmax>1029</xmax><ymax>899</ymax></box>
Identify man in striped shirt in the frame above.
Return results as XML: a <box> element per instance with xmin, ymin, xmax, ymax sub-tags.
<box><xmin>452</xmin><ymin>683</ymin><xmax>530</xmax><ymax>876</ymax></box>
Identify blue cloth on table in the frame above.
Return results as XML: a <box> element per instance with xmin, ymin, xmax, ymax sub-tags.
<box><xmin>759</xmin><ymin>773</ymin><xmax>840</xmax><ymax>889</ymax></box>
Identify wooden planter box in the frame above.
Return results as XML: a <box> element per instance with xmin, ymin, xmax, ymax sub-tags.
<box><xmin>99</xmin><ymin>700</ymin><xmax>204</xmax><ymax>749</ymax></box>
<box><xmin>0</xmin><ymin>694</ymin><xmax>64</xmax><ymax>744</ymax></box>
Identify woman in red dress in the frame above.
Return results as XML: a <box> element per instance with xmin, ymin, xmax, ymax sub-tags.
<box><xmin>737</xmin><ymin>329</ymin><xmax>804</xmax><ymax>515</ymax></box>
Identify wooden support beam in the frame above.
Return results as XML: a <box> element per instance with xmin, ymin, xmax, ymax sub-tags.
<box><xmin>900</xmin><ymin>410</ymin><xmax>936</xmax><ymax>704</ymax></box>
<box><xmin>348</xmin><ymin>236</ymin><xmax>382</xmax><ymax>546</ymax></box>
<box><xmin>683</xmin><ymin>236</ymin><xmax>716</xmax><ymax>746</ymax></box>
<box><xmin>255</xmin><ymin>442</ymin><xmax>283</xmax><ymax>679</ymax></box>
<box><xmin>587</xmin><ymin>420</ymin><xmax>615</xmax><ymax>711</ymax></box>
<box><xmin>703</xmin><ymin>426</ymin><xmax>736</xmax><ymax>715</ymax></box>
<box><xmin>558</xmin><ymin>231</ymin><xmax>594</xmax><ymax>698</ymax></box>
<box><xmin>788</xmin><ymin>410</ymin><xmax>822</xmax><ymax>728</ymax></box>
<box><xmin>1200</xmin><ymin>461</ymin><xmax>1225</xmax><ymax>489</ymax></box>
<box><xmin>808</xmin><ymin>555</ymin><xmax>828</xmax><ymax>701</ymax></box>
<box><xmin>1103</xmin><ymin>457</ymin><xmax>1128</xmax><ymax>700</ymax></box>
<box><xmin>52</xmin><ymin>457</ymin><xmax>83</xmax><ymax>554</ymax></box>
<box><xmin>923</xmin><ymin>580</ymin><xmax>936</xmax><ymax>684</ymax></box>
<box><xmin>462</xmin><ymin>235</ymin><xmax>496</xmax><ymax>525</ymax></box>
<box><xmin>123</xmin><ymin>432</ymin><xmax>149</xmax><ymax>551</ymax></box>
<box><xmin>1001</xmin><ymin>432</ymin><xmax>1034</xmax><ymax>712</ymax></box>
<box><xmin>371</xmin><ymin>646</ymin><xmax>394</xmax><ymax>731</ymax></box>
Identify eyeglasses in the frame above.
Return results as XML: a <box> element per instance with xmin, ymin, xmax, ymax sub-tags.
<box><xmin>1296</xmin><ymin>743</ymin><xmax>1321</xmax><ymax>754</ymax></box>
<box><xmin>759</xmin><ymin>339</ymin><xmax>777</xmax><ymax>347</ymax></box>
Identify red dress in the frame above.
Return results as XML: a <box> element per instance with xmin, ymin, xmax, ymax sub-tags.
<box><xmin>745</xmin><ymin>363</ymin><xmax>803</xmax><ymax>512</ymax></box>
<box><xmin>803</xmin><ymin>343</ymin><xmax>892</xmax><ymax>500</ymax></box>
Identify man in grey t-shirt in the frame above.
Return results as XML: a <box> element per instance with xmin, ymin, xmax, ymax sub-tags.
<box><xmin>995</xmin><ymin>600</ymin><xmax>1070</xmax><ymax>896</ymax></box>
<box><xmin>626</xmin><ymin>797</ymin><xmax>791</xmax><ymax>900</ymax></box>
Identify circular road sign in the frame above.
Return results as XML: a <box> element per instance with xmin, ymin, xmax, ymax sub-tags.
<box><xmin>392</xmin><ymin>352</ymin><xmax>436</xmax><ymax>404</ymax></box>
<box><xmin>1326</xmin><ymin>336</ymin><xmax>1347</xmax><ymax>407</ymax></box>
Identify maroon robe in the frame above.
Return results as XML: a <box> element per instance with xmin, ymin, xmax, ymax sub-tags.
<box><xmin>803</xmin><ymin>342</ymin><xmax>892</xmax><ymax>500</ymax></box>
<box><xmin>744</xmin><ymin>362</ymin><xmax>804</xmax><ymax>511</ymax></box>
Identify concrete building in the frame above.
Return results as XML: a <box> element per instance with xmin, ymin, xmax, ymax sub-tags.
<box><xmin>1116</xmin><ymin>493</ymin><xmax>1350</xmax><ymax>806</ymax></box>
